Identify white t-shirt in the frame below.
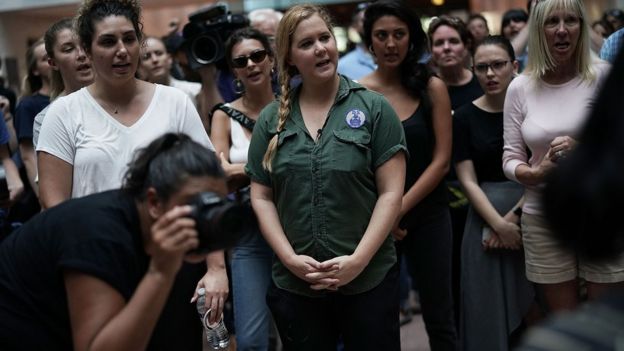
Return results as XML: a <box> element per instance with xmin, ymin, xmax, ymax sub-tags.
<box><xmin>37</xmin><ymin>84</ymin><xmax>214</xmax><ymax>199</ymax></box>
<box><xmin>170</xmin><ymin>77</ymin><xmax>201</xmax><ymax>108</ymax></box>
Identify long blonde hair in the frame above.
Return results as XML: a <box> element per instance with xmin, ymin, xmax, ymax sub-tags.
<box><xmin>261</xmin><ymin>4</ymin><xmax>334</xmax><ymax>171</ymax></box>
<box><xmin>525</xmin><ymin>0</ymin><xmax>594</xmax><ymax>82</ymax></box>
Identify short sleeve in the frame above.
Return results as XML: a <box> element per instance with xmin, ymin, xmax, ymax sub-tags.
<box><xmin>245</xmin><ymin>102</ymin><xmax>277</xmax><ymax>186</ymax></box>
<box><xmin>453</xmin><ymin>107</ymin><xmax>471</xmax><ymax>163</ymax></box>
<box><xmin>15</xmin><ymin>98</ymin><xmax>38</xmax><ymax>140</ymax></box>
<box><xmin>36</xmin><ymin>97</ymin><xmax>76</xmax><ymax>165</ymax></box>
<box><xmin>59</xmin><ymin>239</ymin><xmax>140</xmax><ymax>300</ymax></box>
<box><xmin>0</xmin><ymin>112</ymin><xmax>9</xmax><ymax>145</ymax></box>
<box><xmin>175</xmin><ymin>89</ymin><xmax>214</xmax><ymax>151</ymax></box>
<box><xmin>370</xmin><ymin>95</ymin><xmax>408</xmax><ymax>168</ymax></box>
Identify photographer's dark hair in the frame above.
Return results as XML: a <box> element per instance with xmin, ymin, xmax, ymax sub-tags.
<box><xmin>473</xmin><ymin>35</ymin><xmax>516</xmax><ymax>62</ymax></box>
<box><xmin>363</xmin><ymin>0</ymin><xmax>432</xmax><ymax>103</ymax></box>
<box><xmin>543</xmin><ymin>45</ymin><xmax>624</xmax><ymax>260</ymax></box>
<box><xmin>123</xmin><ymin>133</ymin><xmax>223</xmax><ymax>201</ymax></box>
<box><xmin>224</xmin><ymin>27</ymin><xmax>273</xmax><ymax>72</ymax></box>
<box><xmin>76</xmin><ymin>0</ymin><xmax>143</xmax><ymax>53</ymax></box>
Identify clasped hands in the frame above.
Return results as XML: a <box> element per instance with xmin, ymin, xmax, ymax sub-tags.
<box><xmin>285</xmin><ymin>253</ymin><xmax>366</xmax><ymax>291</ymax></box>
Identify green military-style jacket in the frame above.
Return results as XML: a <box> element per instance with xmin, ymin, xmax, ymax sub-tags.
<box><xmin>246</xmin><ymin>75</ymin><xmax>407</xmax><ymax>297</ymax></box>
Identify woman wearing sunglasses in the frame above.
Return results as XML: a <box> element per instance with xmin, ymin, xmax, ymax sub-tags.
<box><xmin>454</xmin><ymin>35</ymin><xmax>535</xmax><ymax>351</ymax></box>
<box><xmin>210</xmin><ymin>27</ymin><xmax>275</xmax><ymax>351</ymax></box>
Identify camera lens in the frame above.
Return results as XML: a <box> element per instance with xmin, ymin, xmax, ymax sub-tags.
<box><xmin>191</xmin><ymin>34</ymin><xmax>221</xmax><ymax>65</ymax></box>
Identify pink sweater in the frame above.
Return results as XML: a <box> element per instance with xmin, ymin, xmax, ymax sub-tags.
<box><xmin>502</xmin><ymin>61</ymin><xmax>610</xmax><ymax>215</ymax></box>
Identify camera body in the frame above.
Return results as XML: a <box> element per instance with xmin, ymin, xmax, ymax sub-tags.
<box><xmin>187</xmin><ymin>191</ymin><xmax>250</xmax><ymax>254</ymax></box>
<box><xmin>182</xmin><ymin>3</ymin><xmax>249</xmax><ymax>70</ymax></box>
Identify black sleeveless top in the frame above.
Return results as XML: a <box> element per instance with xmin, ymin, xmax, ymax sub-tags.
<box><xmin>402</xmin><ymin>105</ymin><xmax>447</xmax><ymax>208</ymax></box>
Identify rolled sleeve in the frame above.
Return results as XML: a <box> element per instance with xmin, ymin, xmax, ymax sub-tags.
<box><xmin>245</xmin><ymin>102</ymin><xmax>277</xmax><ymax>186</ymax></box>
<box><xmin>371</xmin><ymin>95</ymin><xmax>408</xmax><ymax>168</ymax></box>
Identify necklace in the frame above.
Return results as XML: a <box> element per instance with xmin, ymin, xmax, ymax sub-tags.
<box><xmin>99</xmin><ymin>99</ymin><xmax>119</xmax><ymax>114</ymax></box>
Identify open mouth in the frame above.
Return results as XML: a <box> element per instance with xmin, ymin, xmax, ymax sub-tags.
<box><xmin>247</xmin><ymin>71</ymin><xmax>261</xmax><ymax>78</ymax></box>
<box><xmin>77</xmin><ymin>64</ymin><xmax>91</xmax><ymax>72</ymax></box>
<box><xmin>554</xmin><ymin>42</ymin><xmax>570</xmax><ymax>50</ymax></box>
<box><xmin>316</xmin><ymin>59</ymin><xmax>330</xmax><ymax>68</ymax></box>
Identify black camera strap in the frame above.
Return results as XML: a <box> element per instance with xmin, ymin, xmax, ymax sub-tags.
<box><xmin>211</xmin><ymin>103</ymin><xmax>255</xmax><ymax>132</ymax></box>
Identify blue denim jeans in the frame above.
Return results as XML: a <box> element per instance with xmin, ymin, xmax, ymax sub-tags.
<box><xmin>231</xmin><ymin>225</ymin><xmax>274</xmax><ymax>351</ymax></box>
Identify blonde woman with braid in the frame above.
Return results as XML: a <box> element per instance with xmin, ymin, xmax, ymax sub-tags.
<box><xmin>246</xmin><ymin>4</ymin><xmax>407</xmax><ymax>350</ymax></box>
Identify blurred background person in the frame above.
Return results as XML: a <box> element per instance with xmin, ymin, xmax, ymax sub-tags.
<box><xmin>428</xmin><ymin>15</ymin><xmax>482</xmax><ymax>112</ymax></box>
<box><xmin>503</xmin><ymin>0</ymin><xmax>619</xmax><ymax>314</ymax></box>
<box><xmin>248</xmin><ymin>8</ymin><xmax>282</xmax><ymax>54</ymax></box>
<box><xmin>603</xmin><ymin>8</ymin><xmax>624</xmax><ymax>32</ymax></box>
<box><xmin>210</xmin><ymin>27</ymin><xmax>275</xmax><ymax>351</ymax></box>
<box><xmin>12</xmin><ymin>38</ymin><xmax>51</xmax><ymax>225</ymax></box>
<box><xmin>139</xmin><ymin>36</ymin><xmax>201</xmax><ymax>108</ymax></box>
<box><xmin>455</xmin><ymin>35</ymin><xmax>535</xmax><ymax>351</ymax></box>
<box><xmin>338</xmin><ymin>2</ymin><xmax>377</xmax><ymax>80</ymax></box>
<box><xmin>600</xmin><ymin>27</ymin><xmax>624</xmax><ymax>63</ymax></box>
<box><xmin>501</xmin><ymin>8</ymin><xmax>530</xmax><ymax>71</ymax></box>
<box><xmin>467</xmin><ymin>13</ymin><xmax>490</xmax><ymax>48</ymax></box>
<box><xmin>36</xmin><ymin>1</ymin><xmax>220</xmax><ymax>349</ymax></box>
<box><xmin>33</xmin><ymin>18</ymin><xmax>95</xmax><ymax>148</ymax></box>
<box><xmin>591</xmin><ymin>18</ymin><xmax>614</xmax><ymax>39</ymax></box>
<box><xmin>360</xmin><ymin>1</ymin><xmax>456</xmax><ymax>350</ymax></box>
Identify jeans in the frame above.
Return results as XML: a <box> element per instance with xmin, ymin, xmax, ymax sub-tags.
<box><xmin>231</xmin><ymin>225</ymin><xmax>274</xmax><ymax>351</ymax></box>
<box><xmin>399</xmin><ymin>202</ymin><xmax>458</xmax><ymax>351</ymax></box>
<box><xmin>266</xmin><ymin>263</ymin><xmax>400</xmax><ymax>351</ymax></box>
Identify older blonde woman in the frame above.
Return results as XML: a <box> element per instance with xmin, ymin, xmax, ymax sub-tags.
<box><xmin>503</xmin><ymin>0</ymin><xmax>621</xmax><ymax>313</ymax></box>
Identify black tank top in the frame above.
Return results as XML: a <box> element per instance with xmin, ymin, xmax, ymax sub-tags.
<box><xmin>402</xmin><ymin>105</ymin><xmax>447</xmax><ymax>207</ymax></box>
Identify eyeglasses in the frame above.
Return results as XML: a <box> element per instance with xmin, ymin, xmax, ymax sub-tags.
<box><xmin>473</xmin><ymin>60</ymin><xmax>509</xmax><ymax>74</ymax></box>
<box><xmin>231</xmin><ymin>49</ymin><xmax>268</xmax><ymax>69</ymax></box>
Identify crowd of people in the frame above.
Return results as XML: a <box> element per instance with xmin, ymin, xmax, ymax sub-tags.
<box><xmin>0</xmin><ymin>0</ymin><xmax>622</xmax><ymax>350</ymax></box>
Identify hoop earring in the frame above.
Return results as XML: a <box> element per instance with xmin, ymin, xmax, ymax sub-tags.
<box><xmin>233</xmin><ymin>78</ymin><xmax>245</xmax><ymax>95</ymax></box>
<box><xmin>368</xmin><ymin>45</ymin><xmax>375</xmax><ymax>56</ymax></box>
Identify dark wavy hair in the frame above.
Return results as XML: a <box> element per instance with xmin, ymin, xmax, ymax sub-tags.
<box><xmin>224</xmin><ymin>27</ymin><xmax>274</xmax><ymax>72</ymax></box>
<box><xmin>123</xmin><ymin>133</ymin><xmax>223</xmax><ymax>201</ymax></box>
<box><xmin>363</xmin><ymin>0</ymin><xmax>432</xmax><ymax>102</ymax></box>
<box><xmin>543</xmin><ymin>45</ymin><xmax>624</xmax><ymax>260</ymax></box>
<box><xmin>76</xmin><ymin>0</ymin><xmax>143</xmax><ymax>53</ymax></box>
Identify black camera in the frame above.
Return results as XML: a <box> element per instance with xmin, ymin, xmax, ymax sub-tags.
<box><xmin>188</xmin><ymin>191</ymin><xmax>251</xmax><ymax>254</ymax></box>
<box><xmin>182</xmin><ymin>3</ymin><xmax>249</xmax><ymax>70</ymax></box>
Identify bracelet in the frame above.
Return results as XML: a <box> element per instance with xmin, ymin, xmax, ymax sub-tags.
<box><xmin>513</xmin><ymin>207</ymin><xmax>523</xmax><ymax>216</ymax></box>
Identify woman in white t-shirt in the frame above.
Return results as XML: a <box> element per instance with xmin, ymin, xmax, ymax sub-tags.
<box><xmin>36</xmin><ymin>0</ymin><xmax>226</xmax><ymax>345</ymax></box>
<box><xmin>503</xmin><ymin>0</ymin><xmax>622</xmax><ymax>313</ymax></box>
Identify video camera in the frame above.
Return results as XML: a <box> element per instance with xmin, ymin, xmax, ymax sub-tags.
<box><xmin>182</xmin><ymin>3</ymin><xmax>249</xmax><ymax>70</ymax></box>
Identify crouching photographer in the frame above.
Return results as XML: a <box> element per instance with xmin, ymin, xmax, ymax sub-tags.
<box><xmin>0</xmin><ymin>133</ymin><xmax>246</xmax><ymax>350</ymax></box>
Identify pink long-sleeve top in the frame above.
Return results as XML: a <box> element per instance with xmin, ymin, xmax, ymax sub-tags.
<box><xmin>502</xmin><ymin>61</ymin><xmax>610</xmax><ymax>215</ymax></box>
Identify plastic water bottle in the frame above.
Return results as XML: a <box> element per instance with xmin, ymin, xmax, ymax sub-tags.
<box><xmin>196</xmin><ymin>288</ymin><xmax>230</xmax><ymax>350</ymax></box>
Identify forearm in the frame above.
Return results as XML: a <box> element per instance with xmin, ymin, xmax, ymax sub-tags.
<box><xmin>511</xmin><ymin>25</ymin><xmax>529</xmax><ymax>57</ymax></box>
<box><xmin>19</xmin><ymin>144</ymin><xmax>38</xmax><ymax>196</ymax></box>
<box><xmin>402</xmin><ymin>161</ymin><xmax>449</xmax><ymax>214</ymax></box>
<box><xmin>252</xmin><ymin>197</ymin><xmax>296</xmax><ymax>264</ymax></box>
<box><xmin>461</xmin><ymin>180</ymin><xmax>505</xmax><ymax>228</ymax></box>
<box><xmin>88</xmin><ymin>271</ymin><xmax>176</xmax><ymax>351</ymax></box>
<box><xmin>514</xmin><ymin>163</ymin><xmax>547</xmax><ymax>186</ymax></box>
<box><xmin>353</xmin><ymin>190</ymin><xmax>402</xmax><ymax>265</ymax></box>
<box><xmin>206</xmin><ymin>250</ymin><xmax>226</xmax><ymax>271</ymax></box>
<box><xmin>2</xmin><ymin>156</ymin><xmax>23</xmax><ymax>197</ymax></box>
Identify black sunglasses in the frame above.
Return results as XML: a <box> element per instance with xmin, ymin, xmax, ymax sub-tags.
<box><xmin>231</xmin><ymin>50</ymin><xmax>268</xmax><ymax>69</ymax></box>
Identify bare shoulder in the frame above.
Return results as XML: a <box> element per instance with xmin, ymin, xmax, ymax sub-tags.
<box><xmin>427</xmin><ymin>76</ymin><xmax>447</xmax><ymax>93</ymax></box>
